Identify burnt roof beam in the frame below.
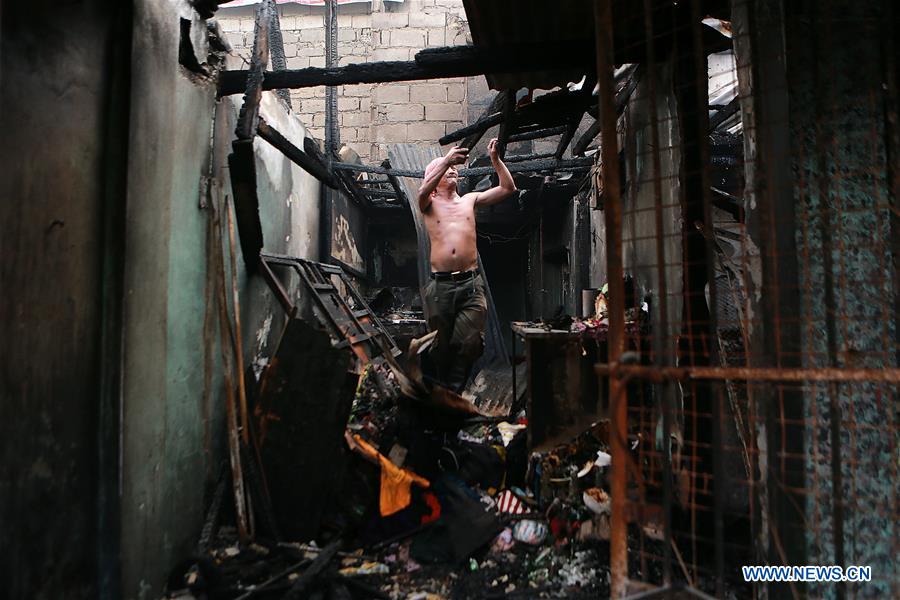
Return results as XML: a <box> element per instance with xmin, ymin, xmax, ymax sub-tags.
<box><xmin>218</xmin><ymin>40</ymin><xmax>595</xmax><ymax>96</ymax></box>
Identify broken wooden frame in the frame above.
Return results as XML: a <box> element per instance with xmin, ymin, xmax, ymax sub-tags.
<box><xmin>258</xmin><ymin>251</ymin><xmax>402</xmax><ymax>363</ymax></box>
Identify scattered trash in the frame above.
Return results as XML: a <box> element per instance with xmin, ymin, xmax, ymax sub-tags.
<box><xmin>497</xmin><ymin>421</ymin><xmax>527</xmax><ymax>447</ymax></box>
<box><xmin>583</xmin><ymin>487</ymin><xmax>610</xmax><ymax>515</ymax></box>
<box><xmin>496</xmin><ymin>489</ymin><xmax>528</xmax><ymax>514</ymax></box>
<box><xmin>337</xmin><ymin>561</ymin><xmax>390</xmax><ymax>576</ymax></box>
<box><xmin>512</xmin><ymin>519</ymin><xmax>549</xmax><ymax>545</ymax></box>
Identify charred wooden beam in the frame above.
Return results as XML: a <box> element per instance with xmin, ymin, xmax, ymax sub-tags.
<box><xmin>507</xmin><ymin>125</ymin><xmax>567</xmax><ymax>143</ymax></box>
<box><xmin>504</xmin><ymin>151</ymin><xmax>556</xmax><ymax>163</ymax></box>
<box><xmin>572</xmin><ymin>66</ymin><xmax>640</xmax><ymax>156</ymax></box>
<box><xmin>708</xmin><ymin>95</ymin><xmax>740</xmax><ymax>131</ymax></box>
<box><xmin>235</xmin><ymin>0</ymin><xmax>272</xmax><ymax>140</ymax></box>
<box><xmin>496</xmin><ymin>89</ymin><xmax>517</xmax><ymax>158</ymax></box>
<box><xmin>460</xmin><ymin>92</ymin><xmax>506</xmax><ymax>149</ymax></box>
<box><xmin>257</xmin><ymin>118</ymin><xmax>339</xmax><ymax>189</ymax></box>
<box><xmin>266</xmin><ymin>3</ymin><xmax>291</xmax><ymax>108</ymax></box>
<box><xmin>439</xmin><ymin>111</ymin><xmax>503</xmax><ymax>146</ymax></box>
<box><xmin>332</xmin><ymin>156</ymin><xmax>592</xmax><ymax>179</ymax></box>
<box><xmin>362</xmin><ymin>189</ymin><xmax>399</xmax><ymax>198</ymax></box>
<box><xmin>554</xmin><ymin>119</ymin><xmax>580</xmax><ymax>160</ymax></box>
<box><xmin>218</xmin><ymin>40</ymin><xmax>595</xmax><ymax>96</ymax></box>
<box><xmin>381</xmin><ymin>159</ymin><xmax>410</xmax><ymax>208</ymax></box>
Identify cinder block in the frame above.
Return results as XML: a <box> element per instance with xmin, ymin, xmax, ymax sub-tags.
<box><xmin>426</xmin><ymin>28</ymin><xmax>445</xmax><ymax>47</ymax></box>
<box><xmin>339</xmin><ymin>55</ymin><xmax>368</xmax><ymax>66</ymax></box>
<box><xmin>371</xmin><ymin>12</ymin><xmax>409</xmax><ymax>29</ymax></box>
<box><xmin>313</xmin><ymin>113</ymin><xmax>326</xmax><ymax>127</ymax></box>
<box><xmin>341</xmin><ymin>127</ymin><xmax>359</xmax><ymax>142</ymax></box>
<box><xmin>410</xmin><ymin>84</ymin><xmax>445</xmax><ymax>103</ymax></box>
<box><xmin>299</xmin><ymin>29</ymin><xmax>325</xmax><ymax>42</ymax></box>
<box><xmin>374</xmin><ymin>123</ymin><xmax>408</xmax><ymax>142</ymax></box>
<box><xmin>372</xmin><ymin>47</ymin><xmax>410</xmax><ymax>62</ymax></box>
<box><xmin>298</xmin><ymin>45</ymin><xmax>325</xmax><ymax>58</ymax></box>
<box><xmin>308</xmin><ymin>126</ymin><xmax>325</xmax><ymax>139</ymax></box>
<box><xmin>425</xmin><ymin>103</ymin><xmax>463</xmax><ymax>121</ymax></box>
<box><xmin>374</xmin><ymin>84</ymin><xmax>410</xmax><ymax>104</ymax></box>
<box><xmin>301</xmin><ymin>98</ymin><xmax>327</xmax><ymax>113</ymax></box>
<box><xmin>338</xmin><ymin>28</ymin><xmax>356</xmax><ymax>42</ymax></box>
<box><xmin>287</xmin><ymin>56</ymin><xmax>309</xmax><ymax>69</ymax></box>
<box><xmin>282</xmin><ymin>43</ymin><xmax>298</xmax><ymax>58</ymax></box>
<box><xmin>407</xmin><ymin>121</ymin><xmax>445</xmax><ymax>141</ymax></box>
<box><xmin>282</xmin><ymin>32</ymin><xmax>299</xmax><ymax>45</ymax></box>
<box><xmin>359</xmin><ymin>97</ymin><xmax>372</xmax><ymax>113</ymax></box>
<box><xmin>309</xmin><ymin>55</ymin><xmax>326</xmax><ymax>68</ymax></box>
<box><xmin>410</xmin><ymin>12</ymin><xmax>446</xmax><ymax>28</ymax></box>
<box><xmin>297</xmin><ymin>15</ymin><xmax>323</xmax><ymax>30</ymax></box>
<box><xmin>343</xmin><ymin>111</ymin><xmax>369</xmax><ymax>127</ymax></box>
<box><xmin>351</xmin><ymin>15</ymin><xmax>371</xmax><ymax>28</ymax></box>
<box><xmin>338</xmin><ymin>97</ymin><xmax>360</xmax><ymax>111</ymax></box>
<box><xmin>385</xmin><ymin>104</ymin><xmax>424</xmax><ymax>122</ymax></box>
<box><xmin>239</xmin><ymin>19</ymin><xmax>255</xmax><ymax>33</ymax></box>
<box><xmin>337</xmin><ymin>14</ymin><xmax>353</xmax><ymax>27</ymax></box>
<box><xmin>446</xmin><ymin>82</ymin><xmax>466</xmax><ymax>102</ymax></box>
<box><xmin>391</xmin><ymin>28</ymin><xmax>427</xmax><ymax>47</ymax></box>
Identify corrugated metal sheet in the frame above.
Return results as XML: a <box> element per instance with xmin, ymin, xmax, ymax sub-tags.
<box><xmin>462</xmin><ymin>0</ymin><xmax>595</xmax><ymax>91</ymax></box>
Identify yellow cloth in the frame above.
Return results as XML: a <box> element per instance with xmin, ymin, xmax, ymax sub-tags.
<box><xmin>353</xmin><ymin>435</ymin><xmax>430</xmax><ymax>516</ymax></box>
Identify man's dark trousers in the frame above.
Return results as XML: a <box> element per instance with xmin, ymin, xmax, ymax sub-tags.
<box><xmin>423</xmin><ymin>271</ymin><xmax>487</xmax><ymax>392</ymax></box>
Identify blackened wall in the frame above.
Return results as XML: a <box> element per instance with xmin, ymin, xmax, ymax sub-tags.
<box><xmin>0</xmin><ymin>2</ymin><xmax>132</xmax><ymax>598</ymax></box>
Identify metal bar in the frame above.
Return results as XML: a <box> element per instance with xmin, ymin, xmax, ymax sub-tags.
<box><xmin>689</xmin><ymin>0</ymin><xmax>724</xmax><ymax>592</ymax></box>
<box><xmin>595</xmin><ymin>364</ymin><xmax>900</xmax><ymax>383</ymax></box>
<box><xmin>595</xmin><ymin>1</ymin><xmax>627</xmax><ymax>596</ymax></box>
<box><xmin>641</xmin><ymin>0</ymin><xmax>673</xmax><ymax>590</ymax></box>
<box><xmin>226</xmin><ymin>197</ymin><xmax>251</xmax><ymax>447</ymax></box>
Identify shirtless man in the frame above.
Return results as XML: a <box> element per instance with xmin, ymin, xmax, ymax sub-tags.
<box><xmin>417</xmin><ymin>138</ymin><xmax>517</xmax><ymax>391</ymax></box>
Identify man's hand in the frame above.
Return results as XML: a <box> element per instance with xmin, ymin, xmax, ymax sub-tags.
<box><xmin>488</xmin><ymin>138</ymin><xmax>500</xmax><ymax>162</ymax></box>
<box><xmin>474</xmin><ymin>138</ymin><xmax>517</xmax><ymax>206</ymax></box>
<box><xmin>444</xmin><ymin>146</ymin><xmax>469</xmax><ymax>166</ymax></box>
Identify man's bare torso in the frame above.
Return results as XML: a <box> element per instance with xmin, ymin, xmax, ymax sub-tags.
<box><xmin>422</xmin><ymin>191</ymin><xmax>478</xmax><ymax>272</ymax></box>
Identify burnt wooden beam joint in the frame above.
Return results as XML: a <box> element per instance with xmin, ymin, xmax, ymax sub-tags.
<box><xmin>218</xmin><ymin>40</ymin><xmax>595</xmax><ymax>96</ymax></box>
<box><xmin>235</xmin><ymin>0</ymin><xmax>272</xmax><ymax>140</ymax></box>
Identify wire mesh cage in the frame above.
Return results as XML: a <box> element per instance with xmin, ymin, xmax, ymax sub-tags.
<box><xmin>593</xmin><ymin>0</ymin><xmax>898</xmax><ymax>597</ymax></box>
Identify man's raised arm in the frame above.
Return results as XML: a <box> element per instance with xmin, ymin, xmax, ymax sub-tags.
<box><xmin>473</xmin><ymin>138</ymin><xmax>518</xmax><ymax>206</ymax></box>
<box><xmin>417</xmin><ymin>146</ymin><xmax>469</xmax><ymax>212</ymax></box>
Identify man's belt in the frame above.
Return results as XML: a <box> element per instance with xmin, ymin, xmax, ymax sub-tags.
<box><xmin>430</xmin><ymin>268</ymin><xmax>478</xmax><ymax>282</ymax></box>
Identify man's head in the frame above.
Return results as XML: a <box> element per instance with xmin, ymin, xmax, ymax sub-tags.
<box><xmin>425</xmin><ymin>156</ymin><xmax>460</xmax><ymax>194</ymax></box>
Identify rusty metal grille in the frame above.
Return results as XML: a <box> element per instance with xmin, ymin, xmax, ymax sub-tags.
<box><xmin>593</xmin><ymin>0</ymin><xmax>898</xmax><ymax>598</ymax></box>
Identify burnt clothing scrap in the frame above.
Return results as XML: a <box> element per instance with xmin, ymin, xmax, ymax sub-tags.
<box><xmin>351</xmin><ymin>434</ymin><xmax>430</xmax><ymax>517</ymax></box>
<box><xmin>423</xmin><ymin>271</ymin><xmax>487</xmax><ymax>392</ymax></box>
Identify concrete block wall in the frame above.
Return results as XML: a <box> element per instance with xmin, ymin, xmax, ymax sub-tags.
<box><xmin>218</xmin><ymin>0</ymin><xmax>489</xmax><ymax>163</ymax></box>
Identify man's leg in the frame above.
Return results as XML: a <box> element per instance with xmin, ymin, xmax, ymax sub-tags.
<box><xmin>446</xmin><ymin>275</ymin><xmax>487</xmax><ymax>392</ymax></box>
<box><xmin>424</xmin><ymin>278</ymin><xmax>457</xmax><ymax>386</ymax></box>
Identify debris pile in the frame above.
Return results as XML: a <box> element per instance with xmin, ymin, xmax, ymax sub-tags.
<box><xmin>164</xmin><ymin>259</ymin><xmax>624</xmax><ymax>599</ymax></box>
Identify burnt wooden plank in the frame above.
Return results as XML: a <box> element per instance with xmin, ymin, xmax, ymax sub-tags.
<box><xmin>507</xmin><ymin>125</ymin><xmax>567</xmax><ymax>143</ymax></box>
<box><xmin>460</xmin><ymin>92</ymin><xmax>506</xmax><ymax>150</ymax></box>
<box><xmin>439</xmin><ymin>111</ymin><xmax>503</xmax><ymax>146</ymax></box>
<box><xmin>228</xmin><ymin>139</ymin><xmax>263</xmax><ymax>269</ymax></box>
<box><xmin>235</xmin><ymin>0</ymin><xmax>272</xmax><ymax>140</ymax></box>
<box><xmin>257</xmin><ymin>117</ymin><xmax>339</xmax><ymax>188</ymax></box>
<box><xmin>496</xmin><ymin>89</ymin><xmax>517</xmax><ymax>158</ymax></box>
<box><xmin>218</xmin><ymin>41</ymin><xmax>595</xmax><ymax>96</ymax></box>
<box><xmin>266</xmin><ymin>1</ymin><xmax>291</xmax><ymax>108</ymax></box>
<box><xmin>255</xmin><ymin>320</ymin><xmax>356</xmax><ymax>542</ymax></box>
